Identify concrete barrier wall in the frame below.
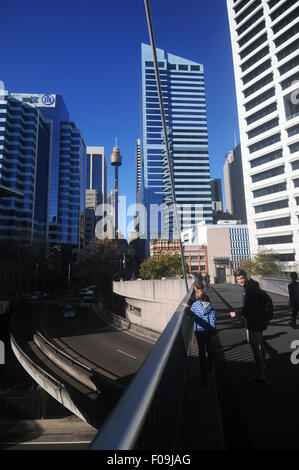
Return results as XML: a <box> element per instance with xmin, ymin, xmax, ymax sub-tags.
<box><xmin>258</xmin><ymin>277</ymin><xmax>290</xmax><ymax>297</ymax></box>
<box><xmin>94</xmin><ymin>303</ymin><xmax>160</xmax><ymax>342</ymax></box>
<box><xmin>11</xmin><ymin>335</ymin><xmax>87</xmax><ymax>422</ymax></box>
<box><xmin>113</xmin><ymin>278</ymin><xmax>193</xmax><ymax>333</ymax></box>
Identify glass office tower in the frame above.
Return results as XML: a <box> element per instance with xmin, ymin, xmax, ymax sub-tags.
<box><xmin>0</xmin><ymin>91</ymin><xmax>85</xmax><ymax>249</ymax></box>
<box><xmin>141</xmin><ymin>43</ymin><xmax>212</xmax><ymax>254</ymax></box>
<box><xmin>0</xmin><ymin>92</ymin><xmax>51</xmax><ymax>243</ymax></box>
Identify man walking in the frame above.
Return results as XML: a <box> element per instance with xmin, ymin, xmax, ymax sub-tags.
<box><xmin>288</xmin><ymin>272</ymin><xmax>299</xmax><ymax>329</ymax></box>
<box><xmin>230</xmin><ymin>269</ymin><xmax>268</xmax><ymax>386</ymax></box>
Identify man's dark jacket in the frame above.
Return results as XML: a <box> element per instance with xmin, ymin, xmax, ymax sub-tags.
<box><xmin>288</xmin><ymin>281</ymin><xmax>299</xmax><ymax>309</ymax></box>
<box><xmin>238</xmin><ymin>278</ymin><xmax>267</xmax><ymax>331</ymax></box>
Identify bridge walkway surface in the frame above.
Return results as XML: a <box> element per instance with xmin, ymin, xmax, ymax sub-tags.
<box><xmin>179</xmin><ymin>283</ymin><xmax>299</xmax><ymax>450</ymax></box>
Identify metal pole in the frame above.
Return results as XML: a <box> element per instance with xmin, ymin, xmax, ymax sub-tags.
<box><xmin>144</xmin><ymin>0</ymin><xmax>188</xmax><ymax>293</ymax></box>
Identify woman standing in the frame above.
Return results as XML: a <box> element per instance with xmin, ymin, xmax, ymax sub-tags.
<box><xmin>185</xmin><ymin>285</ymin><xmax>216</xmax><ymax>385</ymax></box>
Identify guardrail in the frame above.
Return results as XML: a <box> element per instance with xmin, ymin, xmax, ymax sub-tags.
<box><xmin>88</xmin><ymin>284</ymin><xmax>194</xmax><ymax>450</ymax></box>
<box><xmin>258</xmin><ymin>277</ymin><xmax>290</xmax><ymax>297</ymax></box>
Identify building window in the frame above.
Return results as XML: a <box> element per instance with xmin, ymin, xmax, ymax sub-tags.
<box><xmin>277</xmin><ymin>253</ymin><xmax>295</xmax><ymax>261</ymax></box>
<box><xmin>257</xmin><ymin>235</ymin><xmax>293</xmax><ymax>245</ymax></box>
<box><xmin>253</xmin><ymin>182</ymin><xmax>286</xmax><ymax>198</ymax></box>
<box><xmin>251</xmin><ymin>165</ymin><xmax>284</xmax><ymax>183</ymax></box>
<box><xmin>240</xmin><ymin>33</ymin><xmax>268</xmax><ymax>60</ymax></box>
<box><xmin>274</xmin><ymin>23</ymin><xmax>299</xmax><ymax>48</ymax></box>
<box><xmin>238</xmin><ymin>20</ymin><xmax>265</xmax><ymax>48</ymax></box>
<box><xmin>250</xmin><ymin>148</ymin><xmax>282</xmax><ymax>168</ymax></box>
<box><xmin>254</xmin><ymin>198</ymin><xmax>289</xmax><ymax>213</ymax></box>
<box><xmin>236</xmin><ymin>8</ymin><xmax>263</xmax><ymax>36</ymax></box>
<box><xmin>245</xmin><ymin>87</ymin><xmax>275</xmax><ymax>112</ymax></box>
<box><xmin>235</xmin><ymin>0</ymin><xmax>261</xmax><ymax>25</ymax></box>
<box><xmin>243</xmin><ymin>73</ymin><xmax>273</xmax><ymax>98</ymax></box>
<box><xmin>272</xmin><ymin>7</ymin><xmax>299</xmax><ymax>35</ymax></box>
<box><xmin>249</xmin><ymin>133</ymin><xmax>281</xmax><ymax>153</ymax></box>
<box><xmin>276</xmin><ymin>39</ymin><xmax>299</xmax><ymax>62</ymax></box>
<box><xmin>256</xmin><ymin>217</ymin><xmax>291</xmax><ymax>229</ymax></box>
<box><xmin>270</xmin><ymin>0</ymin><xmax>298</xmax><ymax>22</ymax></box>
<box><xmin>279</xmin><ymin>56</ymin><xmax>299</xmax><ymax>77</ymax></box>
<box><xmin>248</xmin><ymin>118</ymin><xmax>279</xmax><ymax>139</ymax></box>
<box><xmin>241</xmin><ymin>46</ymin><xmax>269</xmax><ymax>73</ymax></box>
<box><xmin>246</xmin><ymin>102</ymin><xmax>277</xmax><ymax>126</ymax></box>
<box><xmin>289</xmin><ymin>142</ymin><xmax>299</xmax><ymax>154</ymax></box>
<box><xmin>242</xmin><ymin>59</ymin><xmax>271</xmax><ymax>85</ymax></box>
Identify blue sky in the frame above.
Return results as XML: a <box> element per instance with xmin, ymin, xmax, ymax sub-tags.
<box><xmin>0</xmin><ymin>0</ymin><xmax>239</xmax><ymax>223</ymax></box>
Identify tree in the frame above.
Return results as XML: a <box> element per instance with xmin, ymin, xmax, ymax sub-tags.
<box><xmin>139</xmin><ymin>254</ymin><xmax>187</xmax><ymax>280</ymax></box>
<box><xmin>240</xmin><ymin>249</ymin><xmax>282</xmax><ymax>277</ymax></box>
<box><xmin>71</xmin><ymin>238</ymin><xmax>136</xmax><ymax>306</ymax></box>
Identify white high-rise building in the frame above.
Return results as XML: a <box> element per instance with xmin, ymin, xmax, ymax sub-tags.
<box><xmin>226</xmin><ymin>0</ymin><xmax>299</xmax><ymax>265</ymax></box>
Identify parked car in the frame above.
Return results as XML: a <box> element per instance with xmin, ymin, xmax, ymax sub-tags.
<box><xmin>63</xmin><ymin>305</ymin><xmax>75</xmax><ymax>318</ymax></box>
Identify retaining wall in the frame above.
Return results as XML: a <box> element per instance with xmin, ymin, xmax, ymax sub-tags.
<box><xmin>113</xmin><ymin>278</ymin><xmax>193</xmax><ymax>333</ymax></box>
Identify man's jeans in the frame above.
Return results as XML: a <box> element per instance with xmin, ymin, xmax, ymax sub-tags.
<box><xmin>246</xmin><ymin>330</ymin><xmax>266</xmax><ymax>379</ymax></box>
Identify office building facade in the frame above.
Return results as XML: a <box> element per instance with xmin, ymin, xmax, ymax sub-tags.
<box><xmin>0</xmin><ymin>91</ymin><xmax>86</xmax><ymax>248</ymax></box>
<box><xmin>226</xmin><ymin>0</ymin><xmax>299</xmax><ymax>264</ymax></box>
<box><xmin>86</xmin><ymin>146</ymin><xmax>107</xmax><ymax>208</ymax></box>
<box><xmin>210</xmin><ymin>178</ymin><xmax>223</xmax><ymax>212</ymax></box>
<box><xmin>141</xmin><ymin>43</ymin><xmax>213</xmax><ymax>253</ymax></box>
<box><xmin>182</xmin><ymin>220</ymin><xmax>250</xmax><ymax>283</ymax></box>
<box><xmin>223</xmin><ymin>144</ymin><xmax>247</xmax><ymax>223</ymax></box>
<box><xmin>84</xmin><ymin>146</ymin><xmax>107</xmax><ymax>246</ymax></box>
<box><xmin>0</xmin><ymin>92</ymin><xmax>51</xmax><ymax>243</ymax></box>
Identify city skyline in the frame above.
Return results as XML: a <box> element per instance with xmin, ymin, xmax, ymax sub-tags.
<box><xmin>0</xmin><ymin>0</ymin><xmax>240</xmax><ymax>225</ymax></box>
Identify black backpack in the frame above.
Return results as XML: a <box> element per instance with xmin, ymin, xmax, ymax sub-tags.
<box><xmin>260</xmin><ymin>289</ymin><xmax>274</xmax><ymax>321</ymax></box>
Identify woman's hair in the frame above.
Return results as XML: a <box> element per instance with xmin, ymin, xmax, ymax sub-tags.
<box><xmin>290</xmin><ymin>272</ymin><xmax>298</xmax><ymax>281</ymax></box>
<box><xmin>194</xmin><ymin>286</ymin><xmax>209</xmax><ymax>301</ymax></box>
<box><xmin>194</xmin><ymin>281</ymin><xmax>204</xmax><ymax>290</ymax></box>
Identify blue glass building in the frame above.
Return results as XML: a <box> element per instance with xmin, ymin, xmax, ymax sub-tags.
<box><xmin>0</xmin><ymin>92</ymin><xmax>85</xmax><ymax>249</ymax></box>
<box><xmin>0</xmin><ymin>92</ymin><xmax>51</xmax><ymax>242</ymax></box>
<box><xmin>141</xmin><ymin>44</ymin><xmax>213</xmax><ymax>254</ymax></box>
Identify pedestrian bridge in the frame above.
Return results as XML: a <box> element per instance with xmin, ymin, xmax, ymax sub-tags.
<box><xmin>10</xmin><ymin>279</ymin><xmax>299</xmax><ymax>450</ymax></box>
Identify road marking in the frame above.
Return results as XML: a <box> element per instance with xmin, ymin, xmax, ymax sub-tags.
<box><xmin>116</xmin><ymin>349</ymin><xmax>136</xmax><ymax>359</ymax></box>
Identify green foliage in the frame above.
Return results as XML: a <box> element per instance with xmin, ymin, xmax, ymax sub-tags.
<box><xmin>240</xmin><ymin>249</ymin><xmax>282</xmax><ymax>277</ymax></box>
<box><xmin>139</xmin><ymin>254</ymin><xmax>187</xmax><ymax>280</ymax></box>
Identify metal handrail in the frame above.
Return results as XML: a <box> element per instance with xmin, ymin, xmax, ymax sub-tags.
<box><xmin>88</xmin><ymin>285</ymin><xmax>194</xmax><ymax>450</ymax></box>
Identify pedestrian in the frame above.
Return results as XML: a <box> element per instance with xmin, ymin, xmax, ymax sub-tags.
<box><xmin>204</xmin><ymin>273</ymin><xmax>210</xmax><ymax>289</ymax></box>
<box><xmin>288</xmin><ymin>272</ymin><xmax>299</xmax><ymax>329</ymax></box>
<box><xmin>184</xmin><ymin>285</ymin><xmax>216</xmax><ymax>385</ymax></box>
<box><xmin>187</xmin><ymin>280</ymin><xmax>207</xmax><ymax>306</ymax></box>
<box><xmin>230</xmin><ymin>269</ymin><xmax>268</xmax><ymax>386</ymax></box>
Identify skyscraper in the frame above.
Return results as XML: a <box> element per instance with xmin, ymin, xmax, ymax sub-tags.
<box><xmin>0</xmin><ymin>91</ymin><xmax>86</xmax><ymax>249</ymax></box>
<box><xmin>85</xmin><ymin>146</ymin><xmax>107</xmax><ymax>208</ymax></box>
<box><xmin>223</xmin><ymin>144</ymin><xmax>247</xmax><ymax>223</ymax></box>
<box><xmin>210</xmin><ymin>178</ymin><xmax>223</xmax><ymax>213</ymax></box>
<box><xmin>226</xmin><ymin>0</ymin><xmax>299</xmax><ymax>264</ymax></box>
<box><xmin>136</xmin><ymin>139</ymin><xmax>142</xmax><ymax>206</ymax></box>
<box><xmin>0</xmin><ymin>92</ymin><xmax>51</xmax><ymax>243</ymax></box>
<box><xmin>141</xmin><ymin>43</ymin><xmax>212</xmax><ymax>254</ymax></box>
